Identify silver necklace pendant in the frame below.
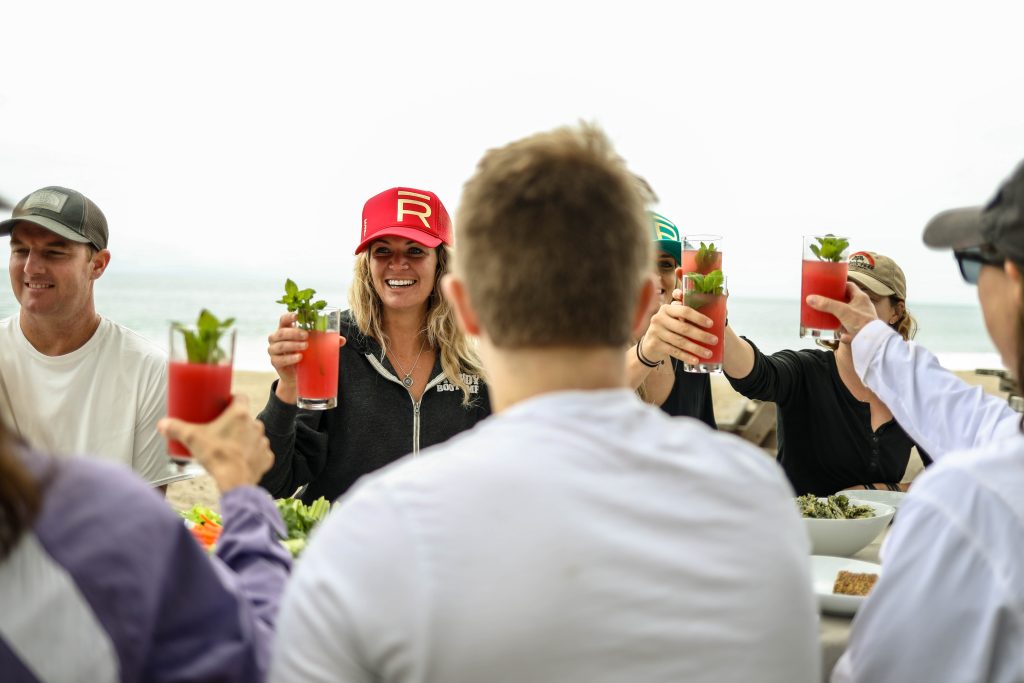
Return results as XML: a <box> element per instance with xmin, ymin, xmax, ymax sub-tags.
<box><xmin>403</xmin><ymin>376</ymin><xmax>414</xmax><ymax>388</ymax></box>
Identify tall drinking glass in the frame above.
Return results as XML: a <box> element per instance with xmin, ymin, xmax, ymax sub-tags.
<box><xmin>681</xmin><ymin>234</ymin><xmax>723</xmax><ymax>275</ymax></box>
<box><xmin>167</xmin><ymin>326</ymin><xmax>235</xmax><ymax>465</ymax></box>
<box><xmin>682</xmin><ymin>272</ymin><xmax>728</xmax><ymax>373</ymax></box>
<box><xmin>800</xmin><ymin>235</ymin><xmax>850</xmax><ymax>339</ymax></box>
<box><xmin>296</xmin><ymin>307</ymin><xmax>342</xmax><ymax>410</ymax></box>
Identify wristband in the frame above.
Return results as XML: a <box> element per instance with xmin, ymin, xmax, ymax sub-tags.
<box><xmin>635</xmin><ymin>334</ymin><xmax>663</xmax><ymax>368</ymax></box>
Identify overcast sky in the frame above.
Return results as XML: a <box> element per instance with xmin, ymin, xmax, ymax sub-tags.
<box><xmin>3</xmin><ymin>0</ymin><xmax>1024</xmax><ymax>306</ymax></box>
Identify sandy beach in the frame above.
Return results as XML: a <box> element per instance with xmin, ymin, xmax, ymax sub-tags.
<box><xmin>166</xmin><ymin>368</ymin><xmax>1010</xmax><ymax>513</ymax></box>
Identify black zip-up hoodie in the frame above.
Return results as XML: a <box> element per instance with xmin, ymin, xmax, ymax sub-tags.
<box><xmin>258</xmin><ymin>310</ymin><xmax>491</xmax><ymax>503</ymax></box>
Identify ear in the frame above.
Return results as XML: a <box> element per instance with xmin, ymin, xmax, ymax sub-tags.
<box><xmin>630</xmin><ymin>277</ymin><xmax>658</xmax><ymax>339</ymax></box>
<box><xmin>90</xmin><ymin>249</ymin><xmax>111</xmax><ymax>280</ymax></box>
<box><xmin>440</xmin><ymin>274</ymin><xmax>480</xmax><ymax>337</ymax></box>
<box><xmin>891</xmin><ymin>299</ymin><xmax>906</xmax><ymax>325</ymax></box>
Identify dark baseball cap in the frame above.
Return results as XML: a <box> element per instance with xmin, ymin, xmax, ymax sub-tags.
<box><xmin>923</xmin><ymin>160</ymin><xmax>1024</xmax><ymax>263</ymax></box>
<box><xmin>0</xmin><ymin>186</ymin><xmax>108</xmax><ymax>250</ymax></box>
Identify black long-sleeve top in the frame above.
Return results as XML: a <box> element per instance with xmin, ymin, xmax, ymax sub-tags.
<box><xmin>658</xmin><ymin>360</ymin><xmax>718</xmax><ymax>429</ymax></box>
<box><xmin>258</xmin><ymin>311</ymin><xmax>491</xmax><ymax>503</ymax></box>
<box><xmin>726</xmin><ymin>338</ymin><xmax>931</xmax><ymax>496</ymax></box>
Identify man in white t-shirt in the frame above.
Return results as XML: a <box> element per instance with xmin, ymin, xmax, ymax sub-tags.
<box><xmin>0</xmin><ymin>186</ymin><xmax>167</xmax><ymax>483</ymax></box>
<box><xmin>269</xmin><ymin>125</ymin><xmax>819</xmax><ymax>683</ymax></box>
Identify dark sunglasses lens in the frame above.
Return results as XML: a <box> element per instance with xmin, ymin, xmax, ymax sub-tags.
<box><xmin>957</xmin><ymin>255</ymin><xmax>981</xmax><ymax>284</ymax></box>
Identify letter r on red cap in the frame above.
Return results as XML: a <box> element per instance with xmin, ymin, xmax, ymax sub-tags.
<box><xmin>397</xmin><ymin>190</ymin><xmax>432</xmax><ymax>229</ymax></box>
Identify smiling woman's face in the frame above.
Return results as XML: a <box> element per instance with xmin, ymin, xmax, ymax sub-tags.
<box><xmin>368</xmin><ymin>237</ymin><xmax>439</xmax><ymax>314</ymax></box>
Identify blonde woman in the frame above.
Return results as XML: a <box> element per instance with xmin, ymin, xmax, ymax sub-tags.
<box><xmin>260</xmin><ymin>187</ymin><xmax>490</xmax><ymax>502</ymax></box>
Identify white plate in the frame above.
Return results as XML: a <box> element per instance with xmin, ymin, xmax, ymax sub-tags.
<box><xmin>811</xmin><ymin>555</ymin><xmax>881</xmax><ymax>616</ymax></box>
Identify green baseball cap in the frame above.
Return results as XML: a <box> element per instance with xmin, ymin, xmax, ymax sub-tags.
<box><xmin>650</xmin><ymin>212</ymin><xmax>681</xmax><ymax>264</ymax></box>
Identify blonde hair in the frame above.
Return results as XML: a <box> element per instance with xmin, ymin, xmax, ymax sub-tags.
<box><xmin>892</xmin><ymin>301</ymin><xmax>917</xmax><ymax>341</ymax></box>
<box><xmin>455</xmin><ymin>122</ymin><xmax>653</xmax><ymax>348</ymax></box>
<box><xmin>349</xmin><ymin>245</ymin><xmax>483</xmax><ymax>404</ymax></box>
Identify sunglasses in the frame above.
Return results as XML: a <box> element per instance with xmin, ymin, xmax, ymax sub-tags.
<box><xmin>953</xmin><ymin>246</ymin><xmax>1004</xmax><ymax>285</ymax></box>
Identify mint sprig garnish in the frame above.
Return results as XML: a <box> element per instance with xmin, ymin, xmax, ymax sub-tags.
<box><xmin>696</xmin><ymin>241</ymin><xmax>718</xmax><ymax>271</ymax></box>
<box><xmin>684</xmin><ymin>269</ymin><xmax>725</xmax><ymax>309</ymax></box>
<box><xmin>277</xmin><ymin>279</ymin><xmax>329</xmax><ymax>332</ymax></box>
<box><xmin>687</xmin><ymin>269</ymin><xmax>725</xmax><ymax>295</ymax></box>
<box><xmin>172</xmin><ymin>309</ymin><xmax>234</xmax><ymax>364</ymax></box>
<box><xmin>809</xmin><ymin>235</ymin><xmax>849</xmax><ymax>262</ymax></box>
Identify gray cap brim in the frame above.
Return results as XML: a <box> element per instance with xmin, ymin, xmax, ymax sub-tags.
<box><xmin>922</xmin><ymin>206</ymin><xmax>986</xmax><ymax>250</ymax></box>
<box><xmin>0</xmin><ymin>215</ymin><xmax>93</xmax><ymax>244</ymax></box>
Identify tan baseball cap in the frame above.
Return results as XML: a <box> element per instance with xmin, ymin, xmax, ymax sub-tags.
<box><xmin>847</xmin><ymin>251</ymin><xmax>907</xmax><ymax>300</ymax></box>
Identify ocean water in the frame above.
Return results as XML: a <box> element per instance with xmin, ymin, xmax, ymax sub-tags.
<box><xmin>0</xmin><ymin>270</ymin><xmax>1002</xmax><ymax>372</ymax></box>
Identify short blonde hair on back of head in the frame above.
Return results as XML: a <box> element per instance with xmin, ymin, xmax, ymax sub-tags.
<box><xmin>455</xmin><ymin>123</ymin><xmax>654</xmax><ymax>348</ymax></box>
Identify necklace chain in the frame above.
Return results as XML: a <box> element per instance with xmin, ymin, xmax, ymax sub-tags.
<box><xmin>389</xmin><ymin>337</ymin><xmax>427</xmax><ymax>388</ymax></box>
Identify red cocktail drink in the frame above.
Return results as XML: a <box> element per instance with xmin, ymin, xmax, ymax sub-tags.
<box><xmin>166</xmin><ymin>321</ymin><xmax>236</xmax><ymax>464</ymax></box>
<box><xmin>295</xmin><ymin>307</ymin><xmax>342</xmax><ymax>410</ymax></box>
<box><xmin>682</xmin><ymin>273</ymin><xmax>728</xmax><ymax>373</ymax></box>
<box><xmin>800</xmin><ymin>260</ymin><xmax>848</xmax><ymax>334</ymax></box>
<box><xmin>296</xmin><ymin>330</ymin><xmax>340</xmax><ymax>407</ymax></box>
<box><xmin>167</xmin><ymin>362</ymin><xmax>233</xmax><ymax>458</ymax></box>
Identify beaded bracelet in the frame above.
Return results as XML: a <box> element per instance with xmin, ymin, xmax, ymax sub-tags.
<box><xmin>635</xmin><ymin>334</ymin><xmax>663</xmax><ymax>368</ymax></box>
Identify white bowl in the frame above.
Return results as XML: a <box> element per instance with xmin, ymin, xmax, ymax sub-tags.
<box><xmin>803</xmin><ymin>500</ymin><xmax>895</xmax><ymax>557</ymax></box>
<box><xmin>841</xmin><ymin>489</ymin><xmax>907</xmax><ymax>511</ymax></box>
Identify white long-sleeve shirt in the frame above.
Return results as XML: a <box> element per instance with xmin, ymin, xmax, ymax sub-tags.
<box><xmin>850</xmin><ymin>320</ymin><xmax>1018</xmax><ymax>461</ymax></box>
<box><xmin>833</xmin><ymin>321</ymin><xmax>1024</xmax><ymax>682</ymax></box>
<box><xmin>270</xmin><ymin>389</ymin><xmax>820</xmax><ymax>683</ymax></box>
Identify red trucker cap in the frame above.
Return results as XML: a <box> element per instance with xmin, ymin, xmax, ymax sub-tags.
<box><xmin>355</xmin><ymin>187</ymin><xmax>453</xmax><ymax>254</ymax></box>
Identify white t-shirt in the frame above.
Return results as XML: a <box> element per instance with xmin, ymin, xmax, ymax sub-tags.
<box><xmin>831</xmin><ymin>322</ymin><xmax>1024</xmax><ymax>681</ymax></box>
<box><xmin>0</xmin><ymin>315</ymin><xmax>168</xmax><ymax>483</ymax></box>
<box><xmin>270</xmin><ymin>389</ymin><xmax>820</xmax><ymax>683</ymax></box>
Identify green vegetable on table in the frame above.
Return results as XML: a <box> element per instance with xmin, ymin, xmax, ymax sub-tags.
<box><xmin>181</xmin><ymin>496</ymin><xmax>334</xmax><ymax>558</ymax></box>
<box><xmin>277</xmin><ymin>278</ymin><xmax>329</xmax><ymax>332</ymax></box>
<box><xmin>275</xmin><ymin>496</ymin><xmax>333</xmax><ymax>557</ymax></box>
<box><xmin>809</xmin><ymin>235</ymin><xmax>849</xmax><ymax>263</ymax></box>
<box><xmin>796</xmin><ymin>494</ymin><xmax>874</xmax><ymax>519</ymax></box>
<box><xmin>180</xmin><ymin>505</ymin><xmax>222</xmax><ymax>527</ymax></box>
<box><xmin>172</xmin><ymin>310</ymin><xmax>235</xmax><ymax>364</ymax></box>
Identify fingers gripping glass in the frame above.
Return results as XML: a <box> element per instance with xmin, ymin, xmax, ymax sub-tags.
<box><xmin>954</xmin><ymin>247</ymin><xmax>1004</xmax><ymax>285</ymax></box>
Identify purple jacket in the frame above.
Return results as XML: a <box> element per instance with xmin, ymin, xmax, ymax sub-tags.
<box><xmin>0</xmin><ymin>451</ymin><xmax>291</xmax><ymax>682</ymax></box>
